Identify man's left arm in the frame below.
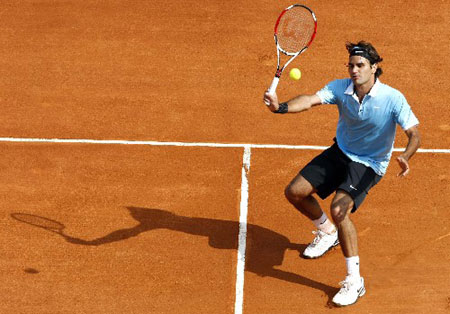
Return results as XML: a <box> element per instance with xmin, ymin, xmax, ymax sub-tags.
<box><xmin>396</xmin><ymin>125</ymin><xmax>421</xmax><ymax>177</ymax></box>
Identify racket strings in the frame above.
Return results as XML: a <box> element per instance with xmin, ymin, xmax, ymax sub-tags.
<box><xmin>277</xmin><ymin>7</ymin><xmax>315</xmax><ymax>54</ymax></box>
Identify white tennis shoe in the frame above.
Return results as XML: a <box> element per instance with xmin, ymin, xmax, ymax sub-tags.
<box><xmin>302</xmin><ymin>230</ymin><xmax>339</xmax><ymax>259</ymax></box>
<box><xmin>332</xmin><ymin>276</ymin><xmax>366</xmax><ymax>306</ymax></box>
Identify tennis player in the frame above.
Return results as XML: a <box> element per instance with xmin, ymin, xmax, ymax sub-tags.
<box><xmin>263</xmin><ymin>41</ymin><xmax>421</xmax><ymax>306</ymax></box>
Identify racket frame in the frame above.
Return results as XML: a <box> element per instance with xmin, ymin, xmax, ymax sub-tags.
<box><xmin>267</xmin><ymin>4</ymin><xmax>317</xmax><ymax>99</ymax></box>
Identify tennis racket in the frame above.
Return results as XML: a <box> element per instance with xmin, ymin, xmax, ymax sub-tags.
<box><xmin>265</xmin><ymin>4</ymin><xmax>317</xmax><ymax>105</ymax></box>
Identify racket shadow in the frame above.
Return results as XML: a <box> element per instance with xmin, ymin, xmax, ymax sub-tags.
<box><xmin>10</xmin><ymin>207</ymin><xmax>337</xmax><ymax>299</ymax></box>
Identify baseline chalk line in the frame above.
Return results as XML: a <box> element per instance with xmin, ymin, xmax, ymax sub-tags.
<box><xmin>0</xmin><ymin>137</ymin><xmax>449</xmax><ymax>153</ymax></box>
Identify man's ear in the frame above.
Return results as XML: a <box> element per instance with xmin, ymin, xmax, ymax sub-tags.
<box><xmin>371</xmin><ymin>63</ymin><xmax>378</xmax><ymax>74</ymax></box>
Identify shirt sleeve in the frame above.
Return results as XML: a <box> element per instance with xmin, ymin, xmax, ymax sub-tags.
<box><xmin>315</xmin><ymin>80</ymin><xmax>341</xmax><ymax>105</ymax></box>
<box><xmin>393</xmin><ymin>93</ymin><xmax>419</xmax><ymax>130</ymax></box>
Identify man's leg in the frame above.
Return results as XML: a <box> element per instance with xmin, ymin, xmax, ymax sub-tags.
<box><xmin>285</xmin><ymin>174</ymin><xmax>338</xmax><ymax>259</ymax></box>
<box><xmin>285</xmin><ymin>173</ymin><xmax>322</xmax><ymax>220</ymax></box>
<box><xmin>330</xmin><ymin>191</ymin><xmax>358</xmax><ymax>257</ymax></box>
<box><xmin>330</xmin><ymin>190</ymin><xmax>365</xmax><ymax>306</ymax></box>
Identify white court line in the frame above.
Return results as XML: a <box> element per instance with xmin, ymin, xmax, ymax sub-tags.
<box><xmin>234</xmin><ymin>145</ymin><xmax>251</xmax><ymax>314</ymax></box>
<box><xmin>0</xmin><ymin>137</ymin><xmax>449</xmax><ymax>153</ymax></box>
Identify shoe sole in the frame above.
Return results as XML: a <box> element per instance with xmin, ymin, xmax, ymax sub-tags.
<box><xmin>301</xmin><ymin>239</ymin><xmax>340</xmax><ymax>259</ymax></box>
<box><xmin>332</xmin><ymin>285</ymin><xmax>366</xmax><ymax>307</ymax></box>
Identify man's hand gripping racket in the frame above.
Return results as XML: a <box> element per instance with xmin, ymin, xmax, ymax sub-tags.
<box><xmin>264</xmin><ymin>4</ymin><xmax>317</xmax><ymax>109</ymax></box>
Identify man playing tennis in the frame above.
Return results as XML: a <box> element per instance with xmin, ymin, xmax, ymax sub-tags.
<box><xmin>263</xmin><ymin>41</ymin><xmax>421</xmax><ymax>306</ymax></box>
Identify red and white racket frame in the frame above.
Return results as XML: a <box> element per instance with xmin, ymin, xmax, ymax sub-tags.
<box><xmin>266</xmin><ymin>4</ymin><xmax>317</xmax><ymax>103</ymax></box>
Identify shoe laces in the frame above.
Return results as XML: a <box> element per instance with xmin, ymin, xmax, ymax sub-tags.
<box><xmin>338</xmin><ymin>280</ymin><xmax>351</xmax><ymax>292</ymax></box>
<box><xmin>310</xmin><ymin>230</ymin><xmax>325</xmax><ymax>246</ymax></box>
<box><xmin>338</xmin><ymin>277</ymin><xmax>358</xmax><ymax>293</ymax></box>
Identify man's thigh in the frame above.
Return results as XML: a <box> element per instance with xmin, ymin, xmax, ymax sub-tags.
<box><xmin>337</xmin><ymin>161</ymin><xmax>382</xmax><ymax>212</ymax></box>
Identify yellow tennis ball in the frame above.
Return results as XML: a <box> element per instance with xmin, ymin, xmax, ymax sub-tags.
<box><xmin>289</xmin><ymin>68</ymin><xmax>301</xmax><ymax>80</ymax></box>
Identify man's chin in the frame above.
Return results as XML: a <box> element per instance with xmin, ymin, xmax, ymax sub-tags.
<box><xmin>351</xmin><ymin>78</ymin><xmax>365</xmax><ymax>86</ymax></box>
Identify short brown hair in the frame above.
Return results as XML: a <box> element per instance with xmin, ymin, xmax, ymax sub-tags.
<box><xmin>346</xmin><ymin>41</ymin><xmax>383</xmax><ymax>78</ymax></box>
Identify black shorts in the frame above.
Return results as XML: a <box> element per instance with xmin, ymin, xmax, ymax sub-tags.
<box><xmin>299</xmin><ymin>141</ymin><xmax>382</xmax><ymax>212</ymax></box>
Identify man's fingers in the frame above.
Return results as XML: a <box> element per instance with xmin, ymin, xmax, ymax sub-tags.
<box><xmin>264</xmin><ymin>93</ymin><xmax>272</xmax><ymax>106</ymax></box>
<box><xmin>396</xmin><ymin>157</ymin><xmax>410</xmax><ymax>177</ymax></box>
<box><xmin>397</xmin><ymin>168</ymin><xmax>410</xmax><ymax>177</ymax></box>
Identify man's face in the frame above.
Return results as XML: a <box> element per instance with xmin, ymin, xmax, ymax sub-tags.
<box><xmin>347</xmin><ymin>56</ymin><xmax>377</xmax><ymax>86</ymax></box>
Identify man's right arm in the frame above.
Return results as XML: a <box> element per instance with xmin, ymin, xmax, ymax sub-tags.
<box><xmin>264</xmin><ymin>92</ymin><xmax>323</xmax><ymax>113</ymax></box>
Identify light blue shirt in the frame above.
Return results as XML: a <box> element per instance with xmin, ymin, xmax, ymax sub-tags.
<box><xmin>316</xmin><ymin>78</ymin><xmax>419</xmax><ymax>176</ymax></box>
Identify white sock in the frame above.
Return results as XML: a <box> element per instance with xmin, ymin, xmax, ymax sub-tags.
<box><xmin>313</xmin><ymin>212</ymin><xmax>336</xmax><ymax>234</ymax></box>
<box><xmin>345</xmin><ymin>256</ymin><xmax>361</xmax><ymax>279</ymax></box>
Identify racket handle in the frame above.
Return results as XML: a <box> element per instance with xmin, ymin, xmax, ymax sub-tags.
<box><xmin>268</xmin><ymin>76</ymin><xmax>279</xmax><ymax>95</ymax></box>
<box><xmin>265</xmin><ymin>76</ymin><xmax>280</xmax><ymax>106</ymax></box>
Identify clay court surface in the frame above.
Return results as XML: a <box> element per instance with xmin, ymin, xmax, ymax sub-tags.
<box><xmin>1</xmin><ymin>1</ymin><xmax>449</xmax><ymax>313</ymax></box>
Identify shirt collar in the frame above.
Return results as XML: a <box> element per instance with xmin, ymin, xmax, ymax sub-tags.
<box><xmin>345</xmin><ymin>79</ymin><xmax>381</xmax><ymax>97</ymax></box>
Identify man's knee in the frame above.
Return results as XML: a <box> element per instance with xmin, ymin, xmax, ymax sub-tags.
<box><xmin>330</xmin><ymin>192</ymin><xmax>354</xmax><ymax>225</ymax></box>
<box><xmin>285</xmin><ymin>184</ymin><xmax>301</xmax><ymax>203</ymax></box>
<box><xmin>330</xmin><ymin>205</ymin><xmax>346</xmax><ymax>225</ymax></box>
<box><xmin>284</xmin><ymin>176</ymin><xmax>313</xmax><ymax>204</ymax></box>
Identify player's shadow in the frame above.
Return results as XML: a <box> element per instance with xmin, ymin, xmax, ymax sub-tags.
<box><xmin>14</xmin><ymin>207</ymin><xmax>337</xmax><ymax>299</ymax></box>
